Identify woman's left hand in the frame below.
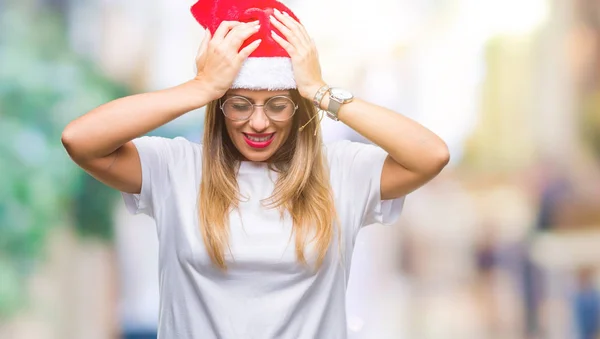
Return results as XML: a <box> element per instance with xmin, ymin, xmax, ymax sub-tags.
<box><xmin>270</xmin><ymin>9</ymin><xmax>326</xmax><ymax>100</ymax></box>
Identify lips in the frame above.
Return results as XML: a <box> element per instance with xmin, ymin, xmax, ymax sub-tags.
<box><xmin>243</xmin><ymin>133</ymin><xmax>275</xmax><ymax>149</ymax></box>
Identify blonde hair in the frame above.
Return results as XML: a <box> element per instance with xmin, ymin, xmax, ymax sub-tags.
<box><xmin>198</xmin><ymin>89</ymin><xmax>338</xmax><ymax>270</ymax></box>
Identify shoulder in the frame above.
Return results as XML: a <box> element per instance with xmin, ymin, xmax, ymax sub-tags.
<box><xmin>168</xmin><ymin>136</ymin><xmax>202</xmax><ymax>159</ymax></box>
<box><xmin>324</xmin><ymin>139</ymin><xmax>386</xmax><ymax>166</ymax></box>
<box><xmin>323</xmin><ymin>140</ymin><xmax>351</xmax><ymax>163</ymax></box>
<box><xmin>132</xmin><ymin>136</ymin><xmax>202</xmax><ymax>168</ymax></box>
<box><xmin>133</xmin><ymin>135</ymin><xmax>201</xmax><ymax>155</ymax></box>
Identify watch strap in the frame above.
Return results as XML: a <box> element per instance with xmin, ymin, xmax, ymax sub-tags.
<box><xmin>326</xmin><ymin>98</ymin><xmax>341</xmax><ymax>121</ymax></box>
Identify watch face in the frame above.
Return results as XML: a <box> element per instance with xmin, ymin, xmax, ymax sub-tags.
<box><xmin>330</xmin><ymin>88</ymin><xmax>353</xmax><ymax>101</ymax></box>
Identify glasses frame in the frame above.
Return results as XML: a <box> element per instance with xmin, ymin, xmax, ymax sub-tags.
<box><xmin>219</xmin><ymin>95</ymin><xmax>299</xmax><ymax>122</ymax></box>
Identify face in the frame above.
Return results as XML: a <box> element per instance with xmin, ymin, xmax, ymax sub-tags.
<box><xmin>222</xmin><ymin>89</ymin><xmax>295</xmax><ymax>162</ymax></box>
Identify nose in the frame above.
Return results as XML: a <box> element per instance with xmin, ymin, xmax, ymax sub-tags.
<box><xmin>248</xmin><ymin>105</ymin><xmax>270</xmax><ymax>132</ymax></box>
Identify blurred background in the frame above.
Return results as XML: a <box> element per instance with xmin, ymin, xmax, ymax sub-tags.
<box><xmin>1</xmin><ymin>0</ymin><xmax>599</xmax><ymax>338</ymax></box>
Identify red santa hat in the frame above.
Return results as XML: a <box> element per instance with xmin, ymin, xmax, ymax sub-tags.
<box><xmin>191</xmin><ymin>0</ymin><xmax>299</xmax><ymax>91</ymax></box>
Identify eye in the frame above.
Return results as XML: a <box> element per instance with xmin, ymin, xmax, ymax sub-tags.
<box><xmin>268</xmin><ymin>105</ymin><xmax>287</xmax><ymax>112</ymax></box>
<box><xmin>232</xmin><ymin>103</ymin><xmax>251</xmax><ymax>110</ymax></box>
<box><xmin>225</xmin><ymin>98</ymin><xmax>252</xmax><ymax>111</ymax></box>
<box><xmin>266</xmin><ymin>98</ymin><xmax>293</xmax><ymax>112</ymax></box>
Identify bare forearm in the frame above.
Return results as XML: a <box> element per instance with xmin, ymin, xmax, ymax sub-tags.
<box><xmin>320</xmin><ymin>95</ymin><xmax>449</xmax><ymax>174</ymax></box>
<box><xmin>62</xmin><ymin>80</ymin><xmax>212</xmax><ymax>160</ymax></box>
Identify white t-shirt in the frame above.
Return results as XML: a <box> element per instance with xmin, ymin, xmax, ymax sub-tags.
<box><xmin>122</xmin><ymin>136</ymin><xmax>405</xmax><ymax>339</ymax></box>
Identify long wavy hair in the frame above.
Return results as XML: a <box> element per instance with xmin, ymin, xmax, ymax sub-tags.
<box><xmin>198</xmin><ymin>89</ymin><xmax>338</xmax><ymax>270</ymax></box>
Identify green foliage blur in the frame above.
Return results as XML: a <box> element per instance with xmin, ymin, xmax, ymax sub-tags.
<box><xmin>0</xmin><ymin>3</ymin><xmax>128</xmax><ymax>317</ymax></box>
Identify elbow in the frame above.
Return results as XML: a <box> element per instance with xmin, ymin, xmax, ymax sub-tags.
<box><xmin>61</xmin><ymin>126</ymin><xmax>72</xmax><ymax>148</ymax></box>
<box><xmin>429</xmin><ymin>143</ymin><xmax>451</xmax><ymax>175</ymax></box>
<box><xmin>61</xmin><ymin>123</ymin><xmax>83</xmax><ymax>161</ymax></box>
<box><xmin>61</xmin><ymin>124</ymin><xmax>75</xmax><ymax>152</ymax></box>
<box><xmin>437</xmin><ymin>145</ymin><xmax>451</xmax><ymax>168</ymax></box>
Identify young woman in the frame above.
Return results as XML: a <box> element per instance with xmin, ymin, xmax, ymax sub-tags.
<box><xmin>62</xmin><ymin>0</ymin><xmax>449</xmax><ymax>338</ymax></box>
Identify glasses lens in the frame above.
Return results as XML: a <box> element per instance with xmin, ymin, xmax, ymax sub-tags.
<box><xmin>222</xmin><ymin>97</ymin><xmax>253</xmax><ymax>120</ymax></box>
<box><xmin>265</xmin><ymin>97</ymin><xmax>296</xmax><ymax>121</ymax></box>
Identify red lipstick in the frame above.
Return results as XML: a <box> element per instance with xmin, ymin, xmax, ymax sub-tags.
<box><xmin>243</xmin><ymin>133</ymin><xmax>275</xmax><ymax>149</ymax></box>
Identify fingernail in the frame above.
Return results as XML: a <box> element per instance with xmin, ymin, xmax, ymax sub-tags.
<box><xmin>283</xmin><ymin>11</ymin><xmax>289</xmax><ymax>16</ymax></box>
<box><xmin>255</xmin><ymin>24</ymin><xmax>260</xmax><ymax>30</ymax></box>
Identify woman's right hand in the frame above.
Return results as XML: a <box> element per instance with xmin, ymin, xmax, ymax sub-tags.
<box><xmin>194</xmin><ymin>21</ymin><xmax>262</xmax><ymax>100</ymax></box>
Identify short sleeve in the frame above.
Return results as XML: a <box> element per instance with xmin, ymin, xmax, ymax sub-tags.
<box><xmin>121</xmin><ymin>136</ymin><xmax>184</xmax><ymax>218</ymax></box>
<box><xmin>326</xmin><ymin>140</ymin><xmax>405</xmax><ymax>228</ymax></box>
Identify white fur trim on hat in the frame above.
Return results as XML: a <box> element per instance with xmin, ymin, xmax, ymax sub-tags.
<box><xmin>232</xmin><ymin>57</ymin><xmax>296</xmax><ymax>90</ymax></box>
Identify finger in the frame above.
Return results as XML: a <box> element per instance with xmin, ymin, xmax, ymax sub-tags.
<box><xmin>238</xmin><ymin>39</ymin><xmax>262</xmax><ymax>59</ymax></box>
<box><xmin>212</xmin><ymin>21</ymin><xmax>242</xmax><ymax>44</ymax></box>
<box><xmin>273</xmin><ymin>8</ymin><xmax>311</xmax><ymax>45</ymax></box>
<box><xmin>224</xmin><ymin>20</ymin><xmax>259</xmax><ymax>38</ymax></box>
<box><xmin>195</xmin><ymin>29</ymin><xmax>211</xmax><ymax>61</ymax></box>
<box><xmin>312</xmin><ymin>38</ymin><xmax>320</xmax><ymax>57</ymax></box>
<box><xmin>271</xmin><ymin>30</ymin><xmax>295</xmax><ymax>56</ymax></box>
<box><xmin>223</xmin><ymin>21</ymin><xmax>261</xmax><ymax>49</ymax></box>
<box><xmin>269</xmin><ymin>14</ymin><xmax>305</xmax><ymax>49</ymax></box>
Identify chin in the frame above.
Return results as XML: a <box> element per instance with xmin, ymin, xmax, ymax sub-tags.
<box><xmin>244</xmin><ymin>154</ymin><xmax>272</xmax><ymax>162</ymax></box>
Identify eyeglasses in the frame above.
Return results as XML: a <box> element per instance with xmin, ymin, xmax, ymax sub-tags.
<box><xmin>219</xmin><ymin>96</ymin><xmax>298</xmax><ymax>122</ymax></box>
